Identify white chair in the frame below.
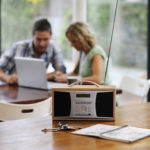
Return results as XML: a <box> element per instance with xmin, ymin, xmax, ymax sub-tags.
<box><xmin>0</xmin><ymin>97</ymin><xmax>52</xmax><ymax>121</ymax></box>
<box><xmin>118</xmin><ymin>76</ymin><xmax>150</xmax><ymax>106</ymax></box>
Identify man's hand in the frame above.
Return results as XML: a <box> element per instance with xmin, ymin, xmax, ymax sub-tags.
<box><xmin>5</xmin><ymin>74</ymin><xmax>18</xmax><ymax>84</ymax></box>
<box><xmin>53</xmin><ymin>73</ymin><xmax>67</xmax><ymax>83</ymax></box>
<box><xmin>47</xmin><ymin>70</ymin><xmax>65</xmax><ymax>81</ymax></box>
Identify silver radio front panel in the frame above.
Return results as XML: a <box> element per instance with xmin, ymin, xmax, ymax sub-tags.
<box><xmin>69</xmin><ymin>91</ymin><xmax>98</xmax><ymax>118</ymax></box>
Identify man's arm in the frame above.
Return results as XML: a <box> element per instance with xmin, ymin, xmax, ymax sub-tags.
<box><xmin>0</xmin><ymin>42</ymin><xmax>19</xmax><ymax>83</ymax></box>
<box><xmin>0</xmin><ymin>69</ymin><xmax>18</xmax><ymax>84</ymax></box>
<box><xmin>51</xmin><ymin>42</ymin><xmax>66</xmax><ymax>73</ymax></box>
<box><xmin>52</xmin><ymin>60</ymin><xmax>80</xmax><ymax>83</ymax></box>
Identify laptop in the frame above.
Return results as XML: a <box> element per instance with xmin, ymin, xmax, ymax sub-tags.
<box><xmin>15</xmin><ymin>57</ymin><xmax>66</xmax><ymax>90</ymax></box>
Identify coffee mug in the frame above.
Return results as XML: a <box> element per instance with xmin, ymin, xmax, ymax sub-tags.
<box><xmin>67</xmin><ymin>76</ymin><xmax>81</xmax><ymax>85</ymax></box>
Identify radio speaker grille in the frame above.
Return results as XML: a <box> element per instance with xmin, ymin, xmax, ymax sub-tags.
<box><xmin>54</xmin><ymin>91</ymin><xmax>71</xmax><ymax>116</ymax></box>
<box><xmin>96</xmin><ymin>92</ymin><xmax>113</xmax><ymax>117</ymax></box>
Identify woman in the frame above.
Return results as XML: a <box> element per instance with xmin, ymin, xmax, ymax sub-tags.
<box><xmin>55</xmin><ymin>22</ymin><xmax>111</xmax><ymax>85</ymax></box>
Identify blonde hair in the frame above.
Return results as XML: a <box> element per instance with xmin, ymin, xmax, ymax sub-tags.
<box><xmin>66</xmin><ymin>22</ymin><xmax>96</xmax><ymax>53</ymax></box>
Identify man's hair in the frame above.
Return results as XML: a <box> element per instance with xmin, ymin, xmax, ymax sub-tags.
<box><xmin>32</xmin><ymin>18</ymin><xmax>52</xmax><ymax>35</ymax></box>
<box><xmin>66</xmin><ymin>22</ymin><xmax>96</xmax><ymax>53</ymax></box>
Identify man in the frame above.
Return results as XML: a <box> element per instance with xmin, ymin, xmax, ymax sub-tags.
<box><xmin>0</xmin><ymin>18</ymin><xmax>66</xmax><ymax>84</ymax></box>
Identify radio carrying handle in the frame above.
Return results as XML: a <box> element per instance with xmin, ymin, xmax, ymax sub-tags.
<box><xmin>68</xmin><ymin>80</ymin><xmax>100</xmax><ymax>87</ymax></box>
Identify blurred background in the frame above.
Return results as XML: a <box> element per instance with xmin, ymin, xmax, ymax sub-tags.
<box><xmin>1</xmin><ymin>0</ymin><xmax>147</xmax><ymax>87</ymax></box>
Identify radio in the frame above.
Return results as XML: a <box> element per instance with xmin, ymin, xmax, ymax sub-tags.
<box><xmin>52</xmin><ymin>82</ymin><xmax>116</xmax><ymax>121</ymax></box>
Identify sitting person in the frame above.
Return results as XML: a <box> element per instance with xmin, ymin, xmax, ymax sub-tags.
<box><xmin>0</xmin><ymin>18</ymin><xmax>66</xmax><ymax>84</ymax></box>
<box><xmin>54</xmin><ymin>22</ymin><xmax>111</xmax><ymax>85</ymax></box>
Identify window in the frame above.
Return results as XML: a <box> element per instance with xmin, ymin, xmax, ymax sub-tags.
<box><xmin>87</xmin><ymin>0</ymin><xmax>147</xmax><ymax>86</ymax></box>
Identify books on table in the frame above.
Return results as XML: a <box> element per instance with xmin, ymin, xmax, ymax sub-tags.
<box><xmin>72</xmin><ymin>124</ymin><xmax>150</xmax><ymax>143</ymax></box>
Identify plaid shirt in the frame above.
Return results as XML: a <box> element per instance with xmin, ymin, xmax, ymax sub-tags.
<box><xmin>0</xmin><ymin>40</ymin><xmax>66</xmax><ymax>74</ymax></box>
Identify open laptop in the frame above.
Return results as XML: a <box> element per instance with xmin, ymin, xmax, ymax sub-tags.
<box><xmin>15</xmin><ymin>57</ymin><xmax>66</xmax><ymax>90</ymax></box>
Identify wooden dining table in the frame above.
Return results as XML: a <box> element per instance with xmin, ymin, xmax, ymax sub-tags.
<box><xmin>0</xmin><ymin>84</ymin><xmax>50</xmax><ymax>104</ymax></box>
<box><xmin>0</xmin><ymin>103</ymin><xmax>150</xmax><ymax>150</ymax></box>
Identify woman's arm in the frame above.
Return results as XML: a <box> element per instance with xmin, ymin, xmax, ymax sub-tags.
<box><xmin>82</xmin><ymin>54</ymin><xmax>104</xmax><ymax>84</ymax></box>
<box><xmin>70</xmin><ymin>60</ymin><xmax>80</xmax><ymax>76</ymax></box>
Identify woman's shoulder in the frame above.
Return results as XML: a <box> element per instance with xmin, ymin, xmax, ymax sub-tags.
<box><xmin>88</xmin><ymin>45</ymin><xmax>107</xmax><ymax>59</ymax></box>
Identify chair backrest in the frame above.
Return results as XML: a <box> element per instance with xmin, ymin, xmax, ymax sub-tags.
<box><xmin>119</xmin><ymin>76</ymin><xmax>150</xmax><ymax>97</ymax></box>
<box><xmin>0</xmin><ymin>97</ymin><xmax>52</xmax><ymax>121</ymax></box>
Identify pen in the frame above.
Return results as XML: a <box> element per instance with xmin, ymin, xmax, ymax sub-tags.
<box><xmin>100</xmin><ymin>125</ymin><xmax>128</xmax><ymax>135</ymax></box>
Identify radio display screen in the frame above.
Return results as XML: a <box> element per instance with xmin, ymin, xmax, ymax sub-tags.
<box><xmin>76</xmin><ymin>94</ymin><xmax>90</xmax><ymax>98</ymax></box>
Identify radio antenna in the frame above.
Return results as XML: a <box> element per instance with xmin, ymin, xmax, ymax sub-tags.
<box><xmin>104</xmin><ymin>0</ymin><xmax>119</xmax><ymax>85</ymax></box>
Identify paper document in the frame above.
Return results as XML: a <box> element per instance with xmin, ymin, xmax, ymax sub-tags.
<box><xmin>72</xmin><ymin>124</ymin><xmax>150</xmax><ymax>143</ymax></box>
